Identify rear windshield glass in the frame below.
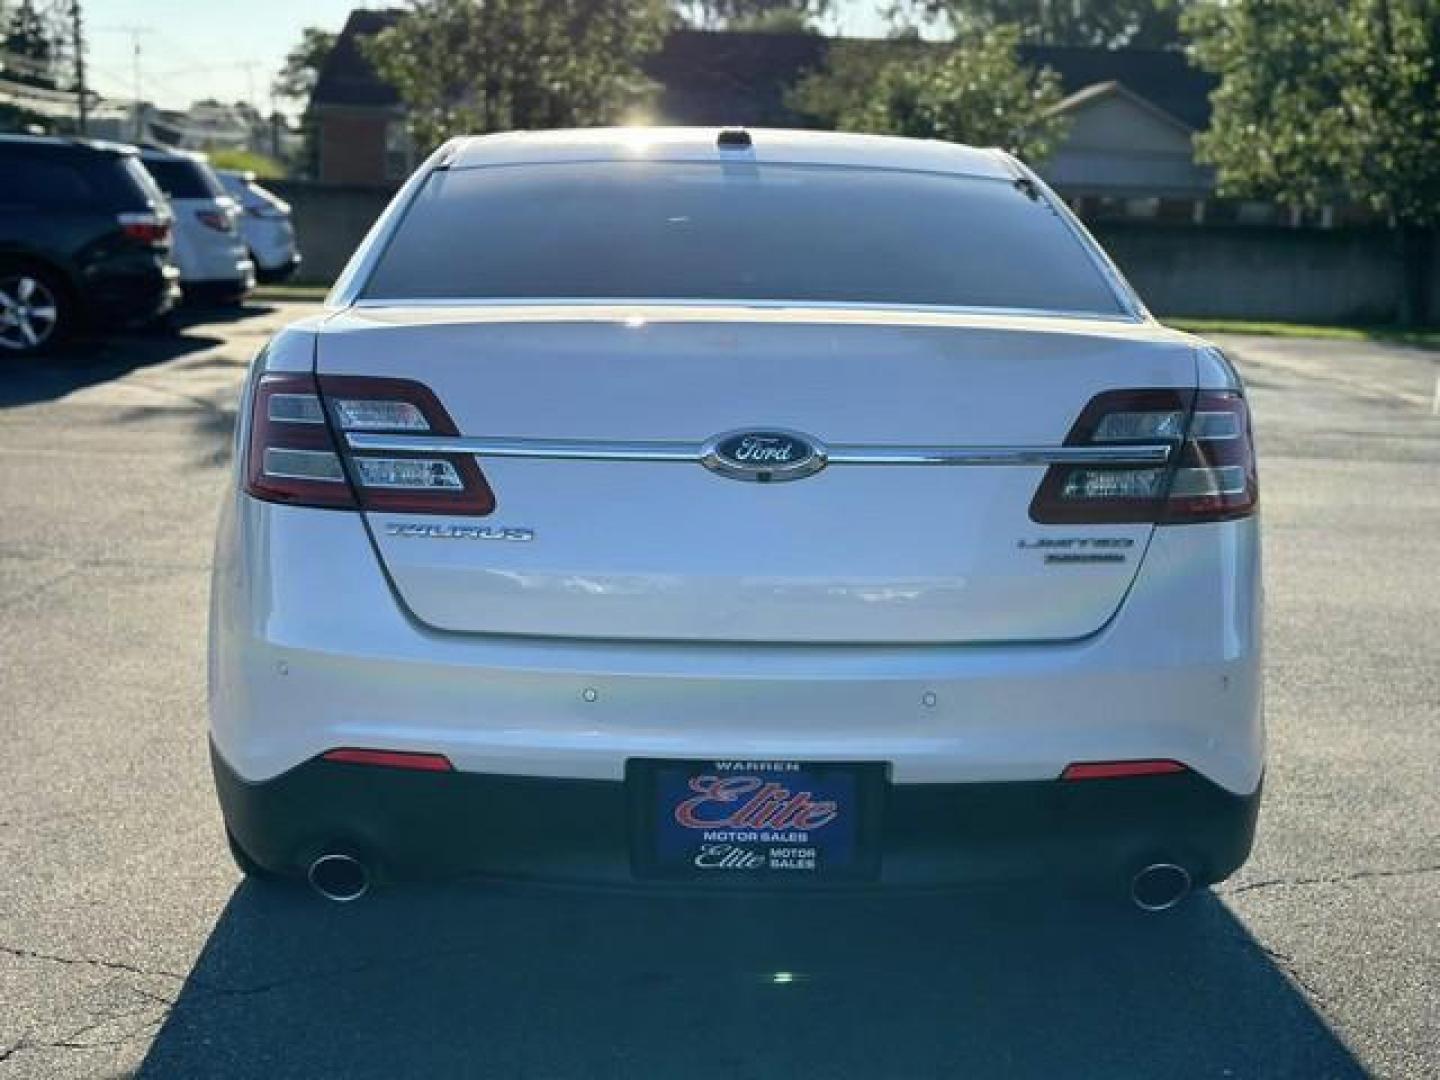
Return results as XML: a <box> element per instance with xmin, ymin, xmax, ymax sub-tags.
<box><xmin>362</xmin><ymin>162</ymin><xmax>1126</xmax><ymax>315</ymax></box>
<box><xmin>122</xmin><ymin>157</ymin><xmax>168</xmax><ymax>209</ymax></box>
<box><xmin>0</xmin><ymin>150</ymin><xmax>150</xmax><ymax>211</ymax></box>
<box><xmin>143</xmin><ymin>157</ymin><xmax>224</xmax><ymax>200</ymax></box>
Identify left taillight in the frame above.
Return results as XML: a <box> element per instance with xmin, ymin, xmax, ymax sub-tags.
<box><xmin>117</xmin><ymin>210</ymin><xmax>170</xmax><ymax>246</ymax></box>
<box><xmin>245</xmin><ymin>373</ymin><xmax>356</xmax><ymax>508</ymax></box>
<box><xmin>243</xmin><ymin>373</ymin><xmax>495</xmax><ymax>515</ymax></box>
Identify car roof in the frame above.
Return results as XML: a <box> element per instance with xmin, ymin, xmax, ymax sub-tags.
<box><xmin>444</xmin><ymin>127</ymin><xmax>1014</xmax><ymax>180</ymax></box>
<box><xmin>139</xmin><ymin>144</ymin><xmax>210</xmax><ymax>164</ymax></box>
<box><xmin>0</xmin><ymin>133</ymin><xmax>137</xmax><ymax>157</ymax></box>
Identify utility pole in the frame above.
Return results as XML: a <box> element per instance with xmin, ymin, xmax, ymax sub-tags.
<box><xmin>70</xmin><ymin>1</ymin><xmax>88</xmax><ymax>134</ymax></box>
<box><xmin>100</xmin><ymin>24</ymin><xmax>152</xmax><ymax>141</ymax></box>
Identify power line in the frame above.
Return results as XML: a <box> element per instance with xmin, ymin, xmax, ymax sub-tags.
<box><xmin>96</xmin><ymin>22</ymin><xmax>152</xmax><ymax>139</ymax></box>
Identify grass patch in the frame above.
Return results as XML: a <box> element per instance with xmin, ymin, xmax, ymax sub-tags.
<box><xmin>1164</xmin><ymin>317</ymin><xmax>1440</xmax><ymax>351</ymax></box>
<box><xmin>253</xmin><ymin>283</ymin><xmax>330</xmax><ymax>302</ymax></box>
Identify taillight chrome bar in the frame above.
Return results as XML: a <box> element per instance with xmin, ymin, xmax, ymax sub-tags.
<box><xmin>343</xmin><ymin>432</ymin><xmax>1170</xmax><ymax>468</ymax></box>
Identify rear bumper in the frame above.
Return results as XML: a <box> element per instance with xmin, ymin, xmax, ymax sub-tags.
<box><xmin>85</xmin><ymin>262</ymin><xmax>180</xmax><ymax>328</ymax></box>
<box><xmin>212</xmin><ymin>742</ymin><xmax>1260</xmax><ymax>889</ymax></box>
<box><xmin>254</xmin><ymin>252</ymin><xmax>301</xmax><ymax>283</ymax></box>
<box><xmin>181</xmin><ymin>260</ymin><xmax>255</xmax><ymax>303</ymax></box>
<box><xmin>210</xmin><ymin>499</ymin><xmax>1264</xmax><ymax>794</ymax></box>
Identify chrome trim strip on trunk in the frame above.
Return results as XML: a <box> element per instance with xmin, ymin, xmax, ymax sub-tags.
<box><xmin>345</xmin><ymin>432</ymin><xmax>1170</xmax><ymax>467</ymax></box>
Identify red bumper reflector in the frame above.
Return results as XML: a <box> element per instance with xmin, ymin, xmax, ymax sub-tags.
<box><xmin>322</xmin><ymin>748</ymin><xmax>454</xmax><ymax>772</ymax></box>
<box><xmin>1060</xmin><ymin>760</ymin><xmax>1187</xmax><ymax>781</ymax></box>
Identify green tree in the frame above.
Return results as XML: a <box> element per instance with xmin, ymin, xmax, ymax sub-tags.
<box><xmin>1189</xmin><ymin>0</ymin><xmax>1440</xmax><ymax>324</ymax></box>
<box><xmin>272</xmin><ymin>27</ymin><xmax>336</xmax><ymax>179</ymax></box>
<box><xmin>363</xmin><ymin>0</ymin><xmax>668</xmax><ymax>152</ymax></box>
<box><xmin>791</xmin><ymin>27</ymin><xmax>1069</xmax><ymax>163</ymax></box>
<box><xmin>272</xmin><ymin>27</ymin><xmax>336</xmax><ymax>104</ymax></box>
<box><xmin>3</xmin><ymin>0</ymin><xmax>61</xmax><ymax>88</ymax></box>
<box><xmin>900</xmin><ymin>0</ymin><xmax>1189</xmax><ymax>49</ymax></box>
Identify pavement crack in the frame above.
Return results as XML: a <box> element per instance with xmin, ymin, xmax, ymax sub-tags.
<box><xmin>0</xmin><ymin>943</ymin><xmax>189</xmax><ymax>984</ymax></box>
<box><xmin>1220</xmin><ymin>862</ymin><xmax>1440</xmax><ymax>897</ymax></box>
<box><xmin>0</xmin><ymin>564</ymin><xmax>81</xmax><ymax>612</ymax></box>
<box><xmin>1256</xmin><ymin>943</ymin><xmax>1333</xmax><ymax>1010</ymax></box>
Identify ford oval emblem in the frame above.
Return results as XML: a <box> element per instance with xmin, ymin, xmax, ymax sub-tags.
<box><xmin>701</xmin><ymin>428</ymin><xmax>827</xmax><ymax>483</ymax></box>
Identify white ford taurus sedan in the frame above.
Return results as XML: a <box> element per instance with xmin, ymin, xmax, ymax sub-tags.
<box><xmin>209</xmin><ymin>128</ymin><xmax>1261</xmax><ymax>908</ymax></box>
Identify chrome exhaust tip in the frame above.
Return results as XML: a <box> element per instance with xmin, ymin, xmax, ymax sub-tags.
<box><xmin>307</xmin><ymin>853</ymin><xmax>371</xmax><ymax>903</ymax></box>
<box><xmin>1130</xmin><ymin>862</ymin><xmax>1192</xmax><ymax>912</ymax></box>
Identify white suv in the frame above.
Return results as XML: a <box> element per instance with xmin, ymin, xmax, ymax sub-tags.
<box><xmin>217</xmin><ymin>169</ymin><xmax>301</xmax><ymax>283</ymax></box>
<box><xmin>209</xmin><ymin>129</ymin><xmax>1262</xmax><ymax>910</ymax></box>
<box><xmin>140</xmin><ymin>148</ymin><xmax>254</xmax><ymax>303</ymax></box>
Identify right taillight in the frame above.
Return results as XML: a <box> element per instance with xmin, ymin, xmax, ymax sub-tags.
<box><xmin>1160</xmin><ymin>391</ymin><xmax>1258</xmax><ymax>523</ymax></box>
<box><xmin>117</xmin><ymin>210</ymin><xmax>170</xmax><ymax>246</ymax></box>
<box><xmin>1030</xmin><ymin>388</ymin><xmax>1257</xmax><ymax>525</ymax></box>
<box><xmin>243</xmin><ymin>373</ymin><xmax>495</xmax><ymax>514</ymax></box>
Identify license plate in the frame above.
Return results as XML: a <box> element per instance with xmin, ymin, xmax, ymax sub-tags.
<box><xmin>629</xmin><ymin>759</ymin><xmax>884</xmax><ymax>881</ymax></box>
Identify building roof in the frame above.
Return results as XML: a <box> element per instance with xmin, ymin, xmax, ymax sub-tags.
<box><xmin>310</xmin><ymin>8</ymin><xmax>404</xmax><ymax>110</ymax></box>
<box><xmin>1048</xmin><ymin>79</ymin><xmax>1197</xmax><ymax>133</ymax></box>
<box><xmin>446</xmin><ymin>126</ymin><xmax>1013</xmax><ymax>178</ymax></box>
<box><xmin>1021</xmin><ymin>45</ymin><xmax>1215</xmax><ymax>131</ymax></box>
<box><xmin>309</xmin><ymin>18</ymin><xmax>1216</xmax><ymax>132</ymax></box>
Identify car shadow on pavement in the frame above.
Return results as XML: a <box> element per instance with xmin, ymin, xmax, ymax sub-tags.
<box><xmin>0</xmin><ymin>329</ymin><xmax>226</xmax><ymax>409</ymax></box>
<box><xmin>137</xmin><ymin>881</ymin><xmax>1364</xmax><ymax>1079</ymax></box>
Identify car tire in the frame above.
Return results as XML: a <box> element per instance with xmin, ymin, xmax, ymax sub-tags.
<box><xmin>0</xmin><ymin>265</ymin><xmax>70</xmax><ymax>357</ymax></box>
<box><xmin>225</xmin><ymin>827</ymin><xmax>278</xmax><ymax>880</ymax></box>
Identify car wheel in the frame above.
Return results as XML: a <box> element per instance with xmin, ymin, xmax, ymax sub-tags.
<box><xmin>226</xmin><ymin>827</ymin><xmax>278</xmax><ymax>880</ymax></box>
<box><xmin>0</xmin><ymin>268</ymin><xmax>68</xmax><ymax>357</ymax></box>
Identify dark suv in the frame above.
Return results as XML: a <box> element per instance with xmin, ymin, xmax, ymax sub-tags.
<box><xmin>0</xmin><ymin>135</ymin><xmax>181</xmax><ymax>356</ymax></box>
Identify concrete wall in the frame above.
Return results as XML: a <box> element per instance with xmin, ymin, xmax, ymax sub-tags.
<box><xmin>1093</xmin><ymin>223</ymin><xmax>1436</xmax><ymax>323</ymax></box>
<box><xmin>268</xmin><ymin>181</ymin><xmax>396</xmax><ymax>285</ymax></box>
<box><xmin>272</xmin><ymin>182</ymin><xmax>1436</xmax><ymax>323</ymax></box>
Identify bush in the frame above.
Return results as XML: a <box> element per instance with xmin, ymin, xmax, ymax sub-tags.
<box><xmin>206</xmin><ymin>149</ymin><xmax>285</xmax><ymax>179</ymax></box>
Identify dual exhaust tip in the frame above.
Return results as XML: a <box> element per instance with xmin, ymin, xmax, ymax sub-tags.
<box><xmin>307</xmin><ymin>853</ymin><xmax>371</xmax><ymax>903</ymax></box>
<box><xmin>304</xmin><ymin>852</ymin><xmax>1193</xmax><ymax>911</ymax></box>
<box><xmin>1130</xmin><ymin>862</ymin><xmax>1192</xmax><ymax>912</ymax></box>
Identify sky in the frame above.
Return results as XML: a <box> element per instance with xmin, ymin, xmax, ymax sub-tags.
<box><xmin>82</xmin><ymin>1</ymin><xmax>895</xmax><ymax>114</ymax></box>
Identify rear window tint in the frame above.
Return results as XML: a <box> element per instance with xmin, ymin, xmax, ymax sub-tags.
<box><xmin>0</xmin><ymin>151</ymin><xmax>148</xmax><ymax>210</ymax></box>
<box><xmin>362</xmin><ymin>162</ymin><xmax>1126</xmax><ymax>315</ymax></box>
<box><xmin>123</xmin><ymin>157</ymin><xmax>168</xmax><ymax>209</ymax></box>
<box><xmin>143</xmin><ymin>157</ymin><xmax>224</xmax><ymax>200</ymax></box>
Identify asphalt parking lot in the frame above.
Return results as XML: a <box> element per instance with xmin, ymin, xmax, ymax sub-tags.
<box><xmin>0</xmin><ymin>304</ymin><xmax>1436</xmax><ymax>1078</ymax></box>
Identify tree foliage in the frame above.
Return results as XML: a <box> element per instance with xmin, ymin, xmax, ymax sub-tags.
<box><xmin>900</xmin><ymin>0</ymin><xmax>1189</xmax><ymax>49</ymax></box>
<box><xmin>3</xmin><ymin>0</ymin><xmax>62</xmax><ymax>89</ymax></box>
<box><xmin>272</xmin><ymin>27</ymin><xmax>336</xmax><ymax>104</ymax></box>
<box><xmin>363</xmin><ymin>0</ymin><xmax>669</xmax><ymax>151</ymax></box>
<box><xmin>790</xmin><ymin>27</ymin><xmax>1069</xmax><ymax>163</ymax></box>
<box><xmin>1189</xmin><ymin>0</ymin><xmax>1440</xmax><ymax>228</ymax></box>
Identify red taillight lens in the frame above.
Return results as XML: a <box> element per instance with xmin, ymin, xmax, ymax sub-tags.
<box><xmin>1161</xmin><ymin>391</ymin><xmax>1258</xmax><ymax>523</ymax></box>
<box><xmin>118</xmin><ymin>211</ymin><xmax>170</xmax><ymax>245</ymax></box>
<box><xmin>196</xmin><ymin>208</ymin><xmax>233</xmax><ymax>233</ymax></box>
<box><xmin>322</xmin><ymin>748</ymin><xmax>453</xmax><ymax>772</ymax></box>
<box><xmin>1061</xmin><ymin>760</ymin><xmax>1188</xmax><ymax>781</ymax></box>
<box><xmin>1030</xmin><ymin>388</ymin><xmax>1258</xmax><ymax>525</ymax></box>
<box><xmin>245</xmin><ymin>373</ymin><xmax>356</xmax><ymax>508</ymax></box>
<box><xmin>243</xmin><ymin>372</ymin><xmax>495</xmax><ymax>514</ymax></box>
